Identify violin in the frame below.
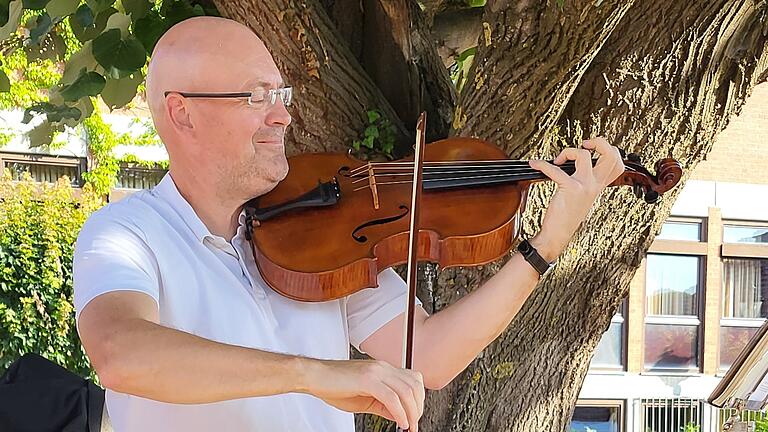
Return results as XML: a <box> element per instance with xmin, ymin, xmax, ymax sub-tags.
<box><xmin>243</xmin><ymin>117</ymin><xmax>682</xmax><ymax>303</ymax></box>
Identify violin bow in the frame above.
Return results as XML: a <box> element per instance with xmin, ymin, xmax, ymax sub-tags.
<box><xmin>398</xmin><ymin>112</ymin><xmax>427</xmax><ymax>432</ymax></box>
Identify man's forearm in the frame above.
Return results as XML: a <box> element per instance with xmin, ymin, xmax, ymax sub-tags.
<box><xmin>98</xmin><ymin>318</ymin><xmax>307</xmax><ymax>403</ymax></box>
<box><xmin>414</xmin><ymin>238</ymin><xmax>553</xmax><ymax>388</ymax></box>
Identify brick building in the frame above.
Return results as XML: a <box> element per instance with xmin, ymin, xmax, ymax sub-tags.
<box><xmin>571</xmin><ymin>84</ymin><xmax>768</xmax><ymax>431</ymax></box>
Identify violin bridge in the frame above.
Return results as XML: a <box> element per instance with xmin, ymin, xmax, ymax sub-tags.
<box><xmin>367</xmin><ymin>163</ymin><xmax>380</xmax><ymax>210</ymax></box>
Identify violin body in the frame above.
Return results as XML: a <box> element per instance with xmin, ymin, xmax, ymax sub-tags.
<box><xmin>249</xmin><ymin>137</ymin><xmax>527</xmax><ymax>302</ymax></box>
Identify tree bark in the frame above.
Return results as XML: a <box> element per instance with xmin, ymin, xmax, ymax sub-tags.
<box><xmin>432</xmin><ymin>1</ymin><xmax>768</xmax><ymax>431</ymax></box>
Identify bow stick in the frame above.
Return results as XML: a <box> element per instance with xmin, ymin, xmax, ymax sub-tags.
<box><xmin>398</xmin><ymin>112</ymin><xmax>427</xmax><ymax>432</ymax></box>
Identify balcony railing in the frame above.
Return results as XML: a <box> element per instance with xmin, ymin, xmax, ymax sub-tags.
<box><xmin>0</xmin><ymin>151</ymin><xmax>86</xmax><ymax>187</ymax></box>
<box><xmin>0</xmin><ymin>151</ymin><xmax>168</xmax><ymax>191</ymax></box>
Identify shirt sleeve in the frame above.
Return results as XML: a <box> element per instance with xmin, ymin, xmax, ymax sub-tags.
<box><xmin>345</xmin><ymin>267</ymin><xmax>423</xmax><ymax>352</ymax></box>
<box><xmin>73</xmin><ymin>211</ymin><xmax>160</xmax><ymax>326</ymax></box>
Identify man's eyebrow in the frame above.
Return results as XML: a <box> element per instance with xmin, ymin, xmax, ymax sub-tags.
<box><xmin>244</xmin><ymin>79</ymin><xmax>285</xmax><ymax>89</ymax></box>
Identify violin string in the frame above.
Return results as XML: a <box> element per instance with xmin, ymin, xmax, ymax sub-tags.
<box><xmin>350</xmin><ymin>164</ymin><xmax>639</xmax><ymax>192</ymax></box>
<box><xmin>351</xmin><ymin>172</ymin><xmax>553</xmax><ymax>192</ymax></box>
<box><xmin>348</xmin><ymin>166</ymin><xmax>571</xmax><ymax>185</ymax></box>
<box><xmin>347</xmin><ymin>159</ymin><xmax>565</xmax><ymax>176</ymax></box>
<box><xmin>347</xmin><ymin>161</ymin><xmax>579</xmax><ymax>178</ymax></box>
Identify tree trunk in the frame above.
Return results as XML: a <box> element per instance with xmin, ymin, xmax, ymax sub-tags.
<box><xmin>433</xmin><ymin>1</ymin><xmax>768</xmax><ymax>431</ymax></box>
<box><xmin>210</xmin><ymin>0</ymin><xmax>768</xmax><ymax>430</ymax></box>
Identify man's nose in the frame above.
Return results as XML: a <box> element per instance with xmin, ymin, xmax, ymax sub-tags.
<box><xmin>265</xmin><ymin>99</ymin><xmax>292</xmax><ymax>127</ymax></box>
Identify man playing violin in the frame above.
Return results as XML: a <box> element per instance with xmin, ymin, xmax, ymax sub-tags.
<box><xmin>74</xmin><ymin>16</ymin><xmax>625</xmax><ymax>432</ymax></box>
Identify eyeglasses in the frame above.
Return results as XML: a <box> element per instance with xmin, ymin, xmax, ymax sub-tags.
<box><xmin>163</xmin><ymin>86</ymin><xmax>293</xmax><ymax>108</ymax></box>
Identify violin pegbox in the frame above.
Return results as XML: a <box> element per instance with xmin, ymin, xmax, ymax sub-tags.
<box><xmin>612</xmin><ymin>151</ymin><xmax>683</xmax><ymax>204</ymax></box>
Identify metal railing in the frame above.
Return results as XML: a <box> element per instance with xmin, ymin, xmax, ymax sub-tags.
<box><xmin>0</xmin><ymin>151</ymin><xmax>168</xmax><ymax>191</ymax></box>
<box><xmin>641</xmin><ymin>398</ymin><xmax>702</xmax><ymax>432</ymax></box>
<box><xmin>0</xmin><ymin>151</ymin><xmax>86</xmax><ymax>186</ymax></box>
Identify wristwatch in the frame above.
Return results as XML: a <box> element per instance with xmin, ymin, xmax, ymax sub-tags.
<box><xmin>517</xmin><ymin>239</ymin><xmax>554</xmax><ymax>276</ymax></box>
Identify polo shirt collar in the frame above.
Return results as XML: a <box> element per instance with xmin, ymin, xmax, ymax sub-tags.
<box><xmin>153</xmin><ymin>173</ymin><xmax>217</xmax><ymax>243</ymax></box>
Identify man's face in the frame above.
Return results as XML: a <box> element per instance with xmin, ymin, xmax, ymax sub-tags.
<box><xmin>185</xmin><ymin>48</ymin><xmax>292</xmax><ymax>200</ymax></box>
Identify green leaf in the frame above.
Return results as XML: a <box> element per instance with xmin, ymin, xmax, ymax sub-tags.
<box><xmin>121</xmin><ymin>0</ymin><xmax>151</xmax><ymax>21</ymax></box>
<box><xmin>69</xmin><ymin>96</ymin><xmax>93</xmax><ymax>123</ymax></box>
<box><xmin>466</xmin><ymin>0</ymin><xmax>486</xmax><ymax>6</ymax></box>
<box><xmin>61</xmin><ymin>42</ymin><xmax>98</xmax><ymax>84</ymax></box>
<box><xmin>22</xmin><ymin>0</ymin><xmax>50</xmax><ymax>10</ymax></box>
<box><xmin>133</xmin><ymin>9</ymin><xmax>166</xmax><ymax>54</ymax></box>
<box><xmin>362</xmin><ymin>135</ymin><xmax>374</xmax><ymax>149</ymax></box>
<box><xmin>0</xmin><ymin>69</ymin><xmax>10</xmax><ymax>92</ymax></box>
<box><xmin>70</xmin><ymin>6</ymin><xmax>115</xmax><ymax>43</ymax></box>
<box><xmin>104</xmin><ymin>11</ymin><xmax>130</xmax><ymax>37</ymax></box>
<box><xmin>0</xmin><ymin>0</ymin><xmax>22</xmax><ymax>41</ymax></box>
<box><xmin>74</xmin><ymin>3</ymin><xmax>93</xmax><ymax>27</ymax></box>
<box><xmin>24</xmin><ymin>30</ymin><xmax>67</xmax><ymax>62</ymax></box>
<box><xmin>100</xmin><ymin>71</ymin><xmax>142</xmax><ymax>109</ymax></box>
<box><xmin>45</xmin><ymin>0</ymin><xmax>78</xmax><ymax>19</ymax></box>
<box><xmin>27</xmin><ymin>120</ymin><xmax>56</xmax><ymax>147</ymax></box>
<box><xmin>60</xmin><ymin>70</ymin><xmax>106</xmax><ymax>101</ymax></box>
<box><xmin>366</xmin><ymin>110</ymin><xmax>380</xmax><ymax>123</ymax></box>
<box><xmin>92</xmin><ymin>29</ymin><xmax>147</xmax><ymax>78</ymax></box>
<box><xmin>352</xmin><ymin>140</ymin><xmax>360</xmax><ymax>151</ymax></box>
<box><xmin>364</xmin><ymin>125</ymin><xmax>379</xmax><ymax>139</ymax></box>
<box><xmin>164</xmin><ymin>0</ymin><xmax>204</xmax><ymax>26</ymax></box>
<box><xmin>86</xmin><ymin>0</ymin><xmax>115</xmax><ymax>15</ymax></box>
<box><xmin>27</xmin><ymin>12</ymin><xmax>52</xmax><ymax>44</ymax></box>
<box><xmin>457</xmin><ymin>46</ymin><xmax>476</xmax><ymax>62</ymax></box>
<box><xmin>23</xmin><ymin>102</ymin><xmax>82</xmax><ymax>123</ymax></box>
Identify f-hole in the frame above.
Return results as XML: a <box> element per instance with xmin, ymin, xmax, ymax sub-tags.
<box><xmin>352</xmin><ymin>205</ymin><xmax>409</xmax><ymax>243</ymax></box>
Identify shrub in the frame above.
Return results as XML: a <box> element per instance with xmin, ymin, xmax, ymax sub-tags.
<box><xmin>0</xmin><ymin>170</ymin><xmax>102</xmax><ymax>377</ymax></box>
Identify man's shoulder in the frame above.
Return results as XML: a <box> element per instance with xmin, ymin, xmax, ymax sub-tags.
<box><xmin>79</xmin><ymin>189</ymin><xmax>168</xmax><ymax>240</ymax></box>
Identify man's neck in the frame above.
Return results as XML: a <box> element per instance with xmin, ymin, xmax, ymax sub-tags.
<box><xmin>169</xmin><ymin>168</ymin><xmax>242</xmax><ymax>241</ymax></box>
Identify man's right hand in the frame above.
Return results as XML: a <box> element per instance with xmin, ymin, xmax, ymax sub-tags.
<box><xmin>300</xmin><ymin>358</ymin><xmax>425</xmax><ymax>432</ymax></box>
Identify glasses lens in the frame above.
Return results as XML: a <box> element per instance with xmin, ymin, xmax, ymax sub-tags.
<box><xmin>248</xmin><ymin>87</ymin><xmax>292</xmax><ymax>107</ymax></box>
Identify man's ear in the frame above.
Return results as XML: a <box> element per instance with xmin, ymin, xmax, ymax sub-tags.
<box><xmin>165</xmin><ymin>95</ymin><xmax>194</xmax><ymax>132</ymax></box>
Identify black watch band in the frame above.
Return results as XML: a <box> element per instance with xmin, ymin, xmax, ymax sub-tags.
<box><xmin>517</xmin><ymin>239</ymin><xmax>553</xmax><ymax>276</ymax></box>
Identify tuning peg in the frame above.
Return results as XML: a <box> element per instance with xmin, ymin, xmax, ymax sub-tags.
<box><xmin>628</xmin><ymin>153</ymin><xmax>642</xmax><ymax>163</ymax></box>
<box><xmin>644</xmin><ymin>190</ymin><xmax>660</xmax><ymax>204</ymax></box>
<box><xmin>633</xmin><ymin>183</ymin><xmax>644</xmax><ymax>199</ymax></box>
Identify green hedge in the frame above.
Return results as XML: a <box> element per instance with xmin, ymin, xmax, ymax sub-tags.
<box><xmin>0</xmin><ymin>170</ymin><xmax>102</xmax><ymax>377</ymax></box>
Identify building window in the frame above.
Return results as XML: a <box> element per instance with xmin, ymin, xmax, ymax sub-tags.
<box><xmin>658</xmin><ymin>222</ymin><xmax>702</xmax><ymax>241</ymax></box>
<box><xmin>722</xmin><ymin>258</ymin><xmax>768</xmax><ymax>319</ymax></box>
<box><xmin>641</xmin><ymin>398</ymin><xmax>701</xmax><ymax>432</ymax></box>
<box><xmin>590</xmin><ymin>300</ymin><xmax>626</xmax><ymax>370</ymax></box>
<box><xmin>570</xmin><ymin>401</ymin><xmax>623</xmax><ymax>432</ymax></box>
<box><xmin>645</xmin><ymin>253</ymin><xmax>702</xmax><ymax>371</ymax></box>
<box><xmin>719</xmin><ymin>224</ymin><xmax>768</xmax><ymax>372</ymax></box>
<box><xmin>724</xmin><ymin>225</ymin><xmax>768</xmax><ymax>244</ymax></box>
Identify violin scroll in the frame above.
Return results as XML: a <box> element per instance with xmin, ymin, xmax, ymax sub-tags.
<box><xmin>611</xmin><ymin>153</ymin><xmax>683</xmax><ymax>204</ymax></box>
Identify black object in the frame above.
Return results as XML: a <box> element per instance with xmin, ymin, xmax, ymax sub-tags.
<box><xmin>0</xmin><ymin>353</ymin><xmax>104</xmax><ymax>432</ymax></box>
<box><xmin>517</xmin><ymin>239</ymin><xmax>553</xmax><ymax>276</ymax></box>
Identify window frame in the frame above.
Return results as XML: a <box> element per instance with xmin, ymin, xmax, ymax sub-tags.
<box><xmin>718</xmin><ymin>220</ymin><xmax>768</xmax><ymax>373</ymax></box>
<box><xmin>643</xmin><ymin>218</ymin><xmax>708</xmax><ymax>374</ymax></box>
<box><xmin>589</xmin><ymin>300</ymin><xmax>628</xmax><ymax>372</ymax></box>
<box><xmin>572</xmin><ymin>399</ymin><xmax>625</xmax><ymax>432</ymax></box>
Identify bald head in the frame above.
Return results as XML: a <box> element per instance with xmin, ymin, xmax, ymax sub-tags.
<box><xmin>146</xmin><ymin>17</ymin><xmax>276</xmax><ymax>139</ymax></box>
<box><xmin>143</xmin><ymin>16</ymin><xmax>291</xmax><ymax>220</ymax></box>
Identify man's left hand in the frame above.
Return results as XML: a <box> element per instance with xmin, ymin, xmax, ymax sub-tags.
<box><xmin>528</xmin><ymin>137</ymin><xmax>625</xmax><ymax>262</ymax></box>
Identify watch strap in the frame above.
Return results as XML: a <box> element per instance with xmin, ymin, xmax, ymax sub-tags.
<box><xmin>517</xmin><ymin>239</ymin><xmax>552</xmax><ymax>276</ymax></box>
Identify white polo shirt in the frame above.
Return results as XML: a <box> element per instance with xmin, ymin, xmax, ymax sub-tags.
<box><xmin>73</xmin><ymin>173</ymin><xmax>414</xmax><ymax>432</ymax></box>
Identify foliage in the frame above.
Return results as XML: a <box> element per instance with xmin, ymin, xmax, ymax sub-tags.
<box><xmin>449</xmin><ymin>46</ymin><xmax>476</xmax><ymax>92</ymax></box>
<box><xmin>0</xmin><ymin>0</ymin><xmax>220</xmax><ymax>147</ymax></box>
<box><xmin>0</xmin><ymin>170</ymin><xmax>102</xmax><ymax>377</ymax></box>
<box><xmin>352</xmin><ymin>109</ymin><xmax>398</xmax><ymax>160</ymax></box>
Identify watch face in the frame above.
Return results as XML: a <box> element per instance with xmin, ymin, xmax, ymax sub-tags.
<box><xmin>519</xmin><ymin>240</ymin><xmax>532</xmax><ymax>254</ymax></box>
